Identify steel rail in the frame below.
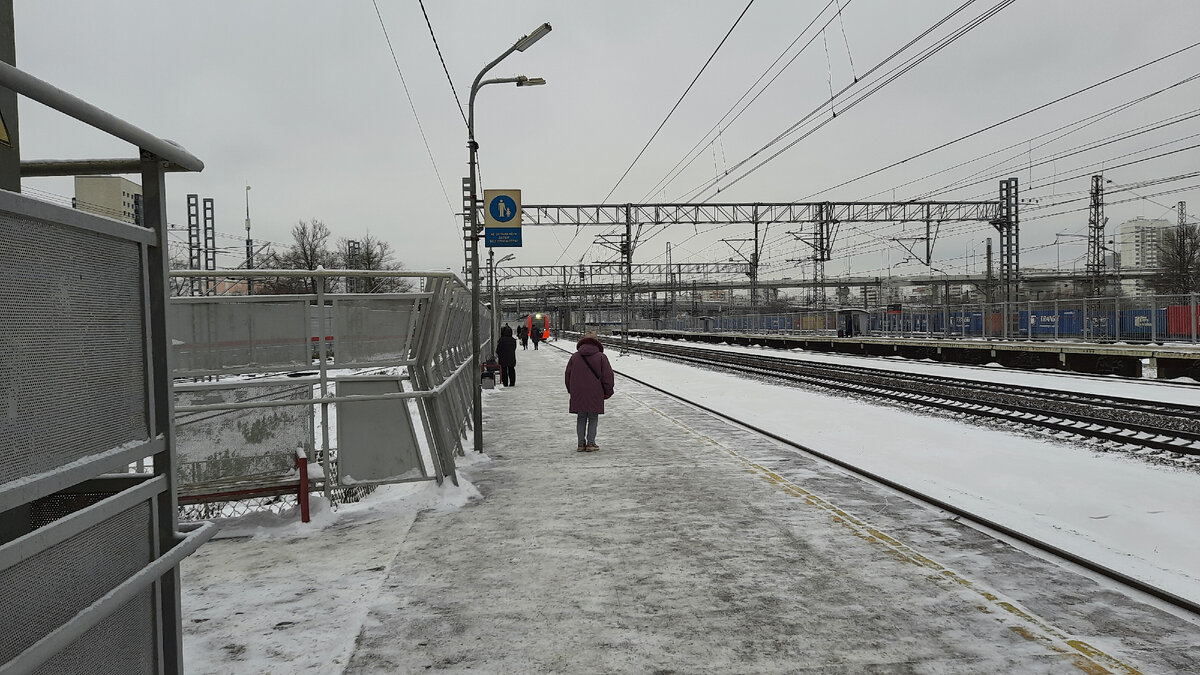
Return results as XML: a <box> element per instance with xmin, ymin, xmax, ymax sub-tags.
<box><xmin>622</xmin><ymin>339</ymin><xmax>1200</xmax><ymax>454</ymax></box>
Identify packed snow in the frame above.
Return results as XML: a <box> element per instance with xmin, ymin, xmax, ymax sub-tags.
<box><xmin>179</xmin><ymin>337</ymin><xmax>1200</xmax><ymax>672</ymax></box>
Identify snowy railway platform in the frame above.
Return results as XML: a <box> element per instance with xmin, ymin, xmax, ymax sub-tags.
<box><xmin>183</xmin><ymin>339</ymin><xmax>1200</xmax><ymax>674</ymax></box>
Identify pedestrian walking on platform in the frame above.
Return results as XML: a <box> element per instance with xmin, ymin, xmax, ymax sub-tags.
<box><xmin>564</xmin><ymin>332</ymin><xmax>614</xmax><ymax>452</ymax></box>
<box><xmin>531</xmin><ymin>328</ymin><xmax>541</xmax><ymax>350</ymax></box>
<box><xmin>497</xmin><ymin>324</ymin><xmax>517</xmax><ymax>387</ymax></box>
<box><xmin>517</xmin><ymin>324</ymin><xmax>529</xmax><ymax>350</ymax></box>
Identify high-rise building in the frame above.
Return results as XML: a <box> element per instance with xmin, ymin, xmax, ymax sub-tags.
<box><xmin>73</xmin><ymin>175</ymin><xmax>142</xmax><ymax>224</ymax></box>
<box><xmin>1117</xmin><ymin>217</ymin><xmax>1173</xmax><ymax>270</ymax></box>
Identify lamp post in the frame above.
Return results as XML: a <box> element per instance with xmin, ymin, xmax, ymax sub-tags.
<box><xmin>490</xmin><ymin>251</ymin><xmax>516</xmax><ymax>353</ymax></box>
<box><xmin>467</xmin><ymin>22</ymin><xmax>551</xmax><ymax>453</ymax></box>
<box><xmin>245</xmin><ymin>185</ymin><xmax>253</xmax><ymax>295</ymax></box>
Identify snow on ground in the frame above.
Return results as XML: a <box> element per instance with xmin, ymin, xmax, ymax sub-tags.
<box><xmin>180</xmin><ymin>338</ymin><xmax>1200</xmax><ymax>671</ymax></box>
<box><xmin>180</xmin><ymin>455</ymin><xmax>485</xmax><ymax>674</ymax></box>
<box><xmin>604</xmin><ymin>341</ymin><xmax>1200</xmax><ymax>606</ymax></box>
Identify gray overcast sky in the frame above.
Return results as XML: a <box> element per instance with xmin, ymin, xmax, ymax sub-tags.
<box><xmin>14</xmin><ymin>1</ymin><xmax>1200</xmax><ymax>282</ymax></box>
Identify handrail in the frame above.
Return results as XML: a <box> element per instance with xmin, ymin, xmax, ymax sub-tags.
<box><xmin>20</xmin><ymin>158</ymin><xmax>197</xmax><ymax>177</ymax></box>
<box><xmin>0</xmin><ymin>61</ymin><xmax>203</xmax><ymax>172</ymax></box>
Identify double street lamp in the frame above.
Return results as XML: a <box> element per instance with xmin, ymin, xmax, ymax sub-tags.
<box><xmin>467</xmin><ymin>22</ymin><xmax>551</xmax><ymax>453</ymax></box>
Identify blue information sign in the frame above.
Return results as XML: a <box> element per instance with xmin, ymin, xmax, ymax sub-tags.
<box><xmin>485</xmin><ymin>227</ymin><xmax>522</xmax><ymax>247</ymax></box>
<box><xmin>483</xmin><ymin>189</ymin><xmax>522</xmax><ymax>248</ymax></box>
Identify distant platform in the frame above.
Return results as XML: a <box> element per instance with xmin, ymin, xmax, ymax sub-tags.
<box><xmin>627</xmin><ymin>329</ymin><xmax>1200</xmax><ymax>379</ymax></box>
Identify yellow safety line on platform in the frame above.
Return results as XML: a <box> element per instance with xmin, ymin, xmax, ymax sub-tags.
<box><xmin>641</xmin><ymin>399</ymin><xmax>1141</xmax><ymax>675</ymax></box>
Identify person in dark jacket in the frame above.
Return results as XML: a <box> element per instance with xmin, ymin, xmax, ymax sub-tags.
<box><xmin>564</xmin><ymin>332</ymin><xmax>614</xmax><ymax>452</ymax></box>
<box><xmin>531</xmin><ymin>326</ymin><xmax>541</xmax><ymax>350</ymax></box>
<box><xmin>497</xmin><ymin>325</ymin><xmax>517</xmax><ymax>387</ymax></box>
<box><xmin>517</xmin><ymin>324</ymin><xmax>529</xmax><ymax>350</ymax></box>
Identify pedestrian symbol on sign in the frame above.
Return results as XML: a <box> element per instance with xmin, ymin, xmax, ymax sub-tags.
<box><xmin>490</xmin><ymin>195</ymin><xmax>517</xmax><ymax>223</ymax></box>
<box><xmin>483</xmin><ymin>189</ymin><xmax>521</xmax><ymax>247</ymax></box>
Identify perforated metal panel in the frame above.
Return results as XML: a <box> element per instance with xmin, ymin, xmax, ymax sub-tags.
<box><xmin>0</xmin><ymin>502</ymin><xmax>154</xmax><ymax>665</ymax></box>
<box><xmin>34</xmin><ymin>588</ymin><xmax>156</xmax><ymax>675</ymax></box>
<box><xmin>335</xmin><ymin>378</ymin><xmax>426</xmax><ymax>484</ymax></box>
<box><xmin>0</xmin><ymin>215</ymin><xmax>149</xmax><ymax>486</ymax></box>
<box><xmin>170</xmin><ymin>297</ymin><xmax>310</xmax><ymax>374</ymax></box>
<box><xmin>332</xmin><ymin>296</ymin><xmax>421</xmax><ymax>365</ymax></box>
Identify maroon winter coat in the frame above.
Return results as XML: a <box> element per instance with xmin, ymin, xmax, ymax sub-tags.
<box><xmin>565</xmin><ymin>336</ymin><xmax>615</xmax><ymax>414</ymax></box>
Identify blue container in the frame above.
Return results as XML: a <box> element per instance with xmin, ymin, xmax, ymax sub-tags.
<box><xmin>1117</xmin><ymin>309</ymin><xmax>1165</xmax><ymax>341</ymax></box>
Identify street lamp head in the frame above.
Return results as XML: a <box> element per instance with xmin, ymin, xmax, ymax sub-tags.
<box><xmin>517</xmin><ymin>76</ymin><xmax>546</xmax><ymax>87</ymax></box>
<box><xmin>514</xmin><ymin>22</ymin><xmax>552</xmax><ymax>52</ymax></box>
<box><xmin>498</xmin><ymin>253</ymin><xmax>516</xmax><ymax>264</ymax></box>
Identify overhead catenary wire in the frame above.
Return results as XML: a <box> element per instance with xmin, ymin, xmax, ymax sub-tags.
<box><xmin>916</xmin><ymin>107</ymin><xmax>1200</xmax><ymax>201</ymax></box>
<box><xmin>669</xmin><ymin>0</ymin><xmax>996</xmax><ymax>203</ymax></box>
<box><xmin>636</xmin><ymin>0</ymin><xmax>848</xmax><ymax>205</ymax></box>
<box><xmin>798</xmin><ymin>39</ymin><xmax>1200</xmax><ymax>202</ymax></box>
<box><xmin>417</xmin><ymin>0</ymin><xmax>468</xmax><ymax>128</ymax></box>
<box><xmin>632</xmin><ymin>0</ymin><xmax>1011</xmax><ymax>266</ymax></box>
<box><xmin>600</xmin><ymin>0</ymin><xmax>757</xmax><ymax>205</ymax></box>
<box><xmin>749</xmin><ymin>159</ymin><xmax>1200</xmax><ymax>276</ymax></box>
<box><xmin>576</xmin><ymin>0</ymin><xmax>856</xmax><ymax>266</ymax></box>
<box><xmin>862</xmin><ymin>72</ymin><xmax>1200</xmax><ymax>202</ymax></box>
<box><xmin>834</xmin><ymin>0</ymin><xmax>857</xmax><ymax>82</ymax></box>
<box><xmin>370</xmin><ymin>0</ymin><xmax>457</xmax><ymax>220</ymax></box>
<box><xmin>555</xmin><ymin>0</ymin><xmax>759</xmax><ymax>265</ymax></box>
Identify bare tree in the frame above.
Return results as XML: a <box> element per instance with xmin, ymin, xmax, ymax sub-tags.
<box><xmin>1149</xmin><ymin>224</ymin><xmax>1200</xmax><ymax>295</ymax></box>
<box><xmin>167</xmin><ymin>246</ymin><xmax>192</xmax><ymax>297</ymax></box>
<box><xmin>335</xmin><ymin>232</ymin><xmax>413</xmax><ymax>293</ymax></box>
<box><xmin>258</xmin><ymin>219</ymin><xmax>336</xmax><ymax>294</ymax></box>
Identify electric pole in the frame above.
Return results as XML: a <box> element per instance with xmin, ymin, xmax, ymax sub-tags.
<box><xmin>1086</xmin><ymin>175</ymin><xmax>1106</xmax><ymax>296</ymax></box>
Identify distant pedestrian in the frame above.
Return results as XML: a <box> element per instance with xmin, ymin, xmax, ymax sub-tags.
<box><xmin>564</xmin><ymin>332</ymin><xmax>614</xmax><ymax>452</ymax></box>
<box><xmin>531</xmin><ymin>327</ymin><xmax>541</xmax><ymax>350</ymax></box>
<box><xmin>497</xmin><ymin>324</ymin><xmax>517</xmax><ymax>387</ymax></box>
<box><xmin>517</xmin><ymin>324</ymin><xmax>529</xmax><ymax>350</ymax></box>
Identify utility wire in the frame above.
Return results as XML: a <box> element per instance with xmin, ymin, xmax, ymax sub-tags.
<box><xmin>800</xmin><ymin>38</ymin><xmax>1200</xmax><ymax>201</ymax></box>
<box><xmin>862</xmin><ymin>72</ymin><xmax>1200</xmax><ymax>201</ymax></box>
<box><xmin>417</xmin><ymin>0</ymin><xmax>469</xmax><ymax>128</ymax></box>
<box><xmin>557</xmin><ymin>0</ymin><xmax>759</xmax><ymax>265</ymax></box>
<box><xmin>371</xmin><ymin>0</ymin><xmax>456</xmax><ymax>219</ymax></box>
<box><xmin>637</xmin><ymin>0</ymin><xmax>845</xmax><ymax>204</ymax></box>
<box><xmin>684</xmin><ymin>0</ymin><xmax>1015</xmax><ymax>202</ymax></box>
<box><xmin>918</xmin><ymin>107</ymin><xmax>1200</xmax><ymax>200</ymax></box>
<box><xmin>600</xmin><ymin>0</ymin><xmax>757</xmax><ymax>204</ymax></box>
<box><xmin>667</xmin><ymin>0</ymin><xmax>990</xmax><ymax>203</ymax></box>
<box><xmin>634</xmin><ymin>0</ymin><xmax>980</xmax><ymax>264</ymax></box>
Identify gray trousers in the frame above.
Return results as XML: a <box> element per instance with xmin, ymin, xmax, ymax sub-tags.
<box><xmin>575</xmin><ymin>412</ymin><xmax>598</xmax><ymax>444</ymax></box>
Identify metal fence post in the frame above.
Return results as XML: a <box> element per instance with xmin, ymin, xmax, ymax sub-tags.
<box><xmin>315</xmin><ymin>279</ymin><xmax>332</xmax><ymax>502</ymax></box>
<box><xmin>1114</xmin><ymin>294</ymin><xmax>1121</xmax><ymax>342</ymax></box>
<box><xmin>1193</xmin><ymin>293</ymin><xmax>1198</xmax><ymax>344</ymax></box>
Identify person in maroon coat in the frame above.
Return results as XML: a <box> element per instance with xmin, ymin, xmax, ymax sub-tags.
<box><xmin>564</xmin><ymin>332</ymin><xmax>615</xmax><ymax>452</ymax></box>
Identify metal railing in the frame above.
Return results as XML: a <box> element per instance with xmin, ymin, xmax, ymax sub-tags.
<box><xmin>1</xmin><ymin>60</ymin><xmax>213</xmax><ymax>674</ymax></box>
<box><xmin>167</xmin><ymin>269</ymin><xmax>480</xmax><ymax>504</ymax></box>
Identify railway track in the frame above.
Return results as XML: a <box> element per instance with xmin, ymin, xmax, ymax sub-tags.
<box><xmin>573</xmin><ymin>341</ymin><xmax>1200</xmax><ymax>618</ymax></box>
<box><xmin>617</xmin><ymin>337</ymin><xmax>1200</xmax><ymax>456</ymax></box>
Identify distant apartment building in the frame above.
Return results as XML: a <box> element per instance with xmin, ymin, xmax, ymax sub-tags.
<box><xmin>1116</xmin><ymin>216</ymin><xmax>1174</xmax><ymax>296</ymax></box>
<box><xmin>73</xmin><ymin>175</ymin><xmax>142</xmax><ymax>224</ymax></box>
<box><xmin>1117</xmin><ymin>216</ymin><xmax>1173</xmax><ymax>270</ymax></box>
